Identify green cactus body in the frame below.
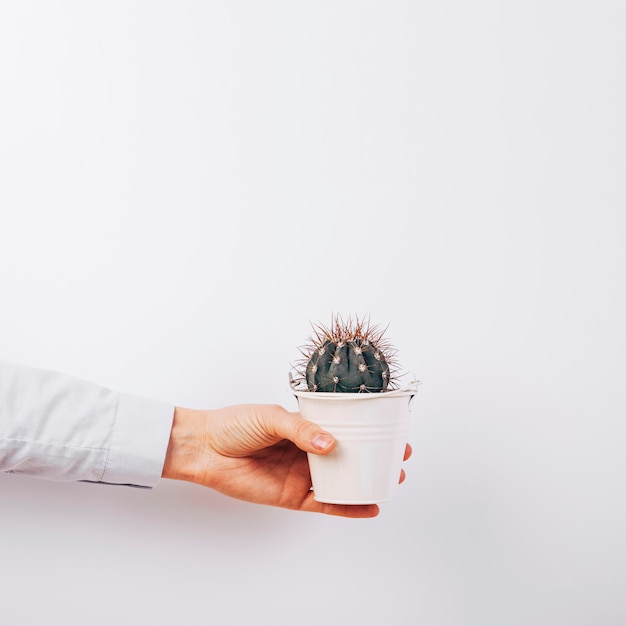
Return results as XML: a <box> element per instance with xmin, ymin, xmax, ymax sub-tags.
<box><xmin>294</xmin><ymin>315</ymin><xmax>398</xmax><ymax>393</ymax></box>
<box><xmin>306</xmin><ymin>338</ymin><xmax>390</xmax><ymax>393</ymax></box>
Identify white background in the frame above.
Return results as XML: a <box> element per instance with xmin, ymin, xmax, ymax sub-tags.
<box><xmin>1</xmin><ymin>1</ymin><xmax>625</xmax><ymax>625</ymax></box>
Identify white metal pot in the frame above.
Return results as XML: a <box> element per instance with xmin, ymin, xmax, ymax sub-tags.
<box><xmin>292</xmin><ymin>382</ymin><xmax>419</xmax><ymax>504</ymax></box>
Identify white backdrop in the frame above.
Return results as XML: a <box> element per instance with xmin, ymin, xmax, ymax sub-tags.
<box><xmin>1</xmin><ymin>2</ymin><xmax>625</xmax><ymax>625</ymax></box>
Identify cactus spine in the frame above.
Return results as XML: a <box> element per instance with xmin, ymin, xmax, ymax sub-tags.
<box><xmin>295</xmin><ymin>315</ymin><xmax>399</xmax><ymax>393</ymax></box>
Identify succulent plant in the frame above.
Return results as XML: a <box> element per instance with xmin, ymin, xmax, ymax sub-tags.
<box><xmin>292</xmin><ymin>315</ymin><xmax>400</xmax><ymax>393</ymax></box>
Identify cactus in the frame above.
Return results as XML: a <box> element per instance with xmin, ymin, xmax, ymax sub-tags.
<box><xmin>293</xmin><ymin>315</ymin><xmax>399</xmax><ymax>393</ymax></box>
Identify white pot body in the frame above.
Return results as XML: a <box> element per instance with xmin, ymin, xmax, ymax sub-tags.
<box><xmin>293</xmin><ymin>388</ymin><xmax>416</xmax><ymax>504</ymax></box>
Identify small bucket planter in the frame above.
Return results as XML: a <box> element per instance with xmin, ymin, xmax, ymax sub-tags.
<box><xmin>292</xmin><ymin>382</ymin><xmax>419</xmax><ymax>504</ymax></box>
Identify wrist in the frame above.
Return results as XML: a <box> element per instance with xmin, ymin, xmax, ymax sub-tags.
<box><xmin>162</xmin><ymin>406</ymin><xmax>202</xmax><ymax>483</ymax></box>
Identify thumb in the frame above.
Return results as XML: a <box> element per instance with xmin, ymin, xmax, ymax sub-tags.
<box><xmin>273</xmin><ymin>411</ymin><xmax>336</xmax><ymax>455</ymax></box>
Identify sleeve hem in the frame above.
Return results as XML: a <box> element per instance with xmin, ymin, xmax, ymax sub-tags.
<box><xmin>100</xmin><ymin>393</ymin><xmax>175</xmax><ymax>488</ymax></box>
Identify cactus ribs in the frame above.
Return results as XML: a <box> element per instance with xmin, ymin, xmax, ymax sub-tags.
<box><xmin>293</xmin><ymin>315</ymin><xmax>400</xmax><ymax>393</ymax></box>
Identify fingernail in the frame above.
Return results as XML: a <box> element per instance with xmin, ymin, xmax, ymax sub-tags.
<box><xmin>311</xmin><ymin>433</ymin><xmax>333</xmax><ymax>450</ymax></box>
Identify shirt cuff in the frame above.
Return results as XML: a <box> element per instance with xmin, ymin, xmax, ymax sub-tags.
<box><xmin>100</xmin><ymin>392</ymin><xmax>175</xmax><ymax>488</ymax></box>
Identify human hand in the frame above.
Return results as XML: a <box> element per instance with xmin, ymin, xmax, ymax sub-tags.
<box><xmin>161</xmin><ymin>404</ymin><xmax>412</xmax><ymax>518</ymax></box>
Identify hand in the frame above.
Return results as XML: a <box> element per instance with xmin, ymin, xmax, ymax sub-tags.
<box><xmin>162</xmin><ymin>404</ymin><xmax>412</xmax><ymax>518</ymax></box>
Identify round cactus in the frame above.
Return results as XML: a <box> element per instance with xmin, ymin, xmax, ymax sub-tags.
<box><xmin>293</xmin><ymin>315</ymin><xmax>399</xmax><ymax>393</ymax></box>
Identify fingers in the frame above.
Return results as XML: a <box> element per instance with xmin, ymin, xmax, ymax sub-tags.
<box><xmin>398</xmin><ymin>444</ymin><xmax>412</xmax><ymax>483</ymax></box>
<box><xmin>268</xmin><ymin>409</ymin><xmax>336</xmax><ymax>456</ymax></box>
<box><xmin>319</xmin><ymin>503</ymin><xmax>380</xmax><ymax>518</ymax></box>
<box><xmin>266</xmin><ymin>408</ymin><xmax>412</xmax><ymax>464</ymax></box>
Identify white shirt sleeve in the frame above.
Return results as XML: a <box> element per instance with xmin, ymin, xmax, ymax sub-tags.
<box><xmin>0</xmin><ymin>359</ymin><xmax>175</xmax><ymax>488</ymax></box>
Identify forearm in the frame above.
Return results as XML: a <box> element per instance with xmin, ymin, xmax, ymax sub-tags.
<box><xmin>0</xmin><ymin>359</ymin><xmax>174</xmax><ymax>487</ymax></box>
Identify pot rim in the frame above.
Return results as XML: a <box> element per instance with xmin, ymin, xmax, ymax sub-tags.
<box><xmin>289</xmin><ymin>378</ymin><xmax>420</xmax><ymax>400</ymax></box>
